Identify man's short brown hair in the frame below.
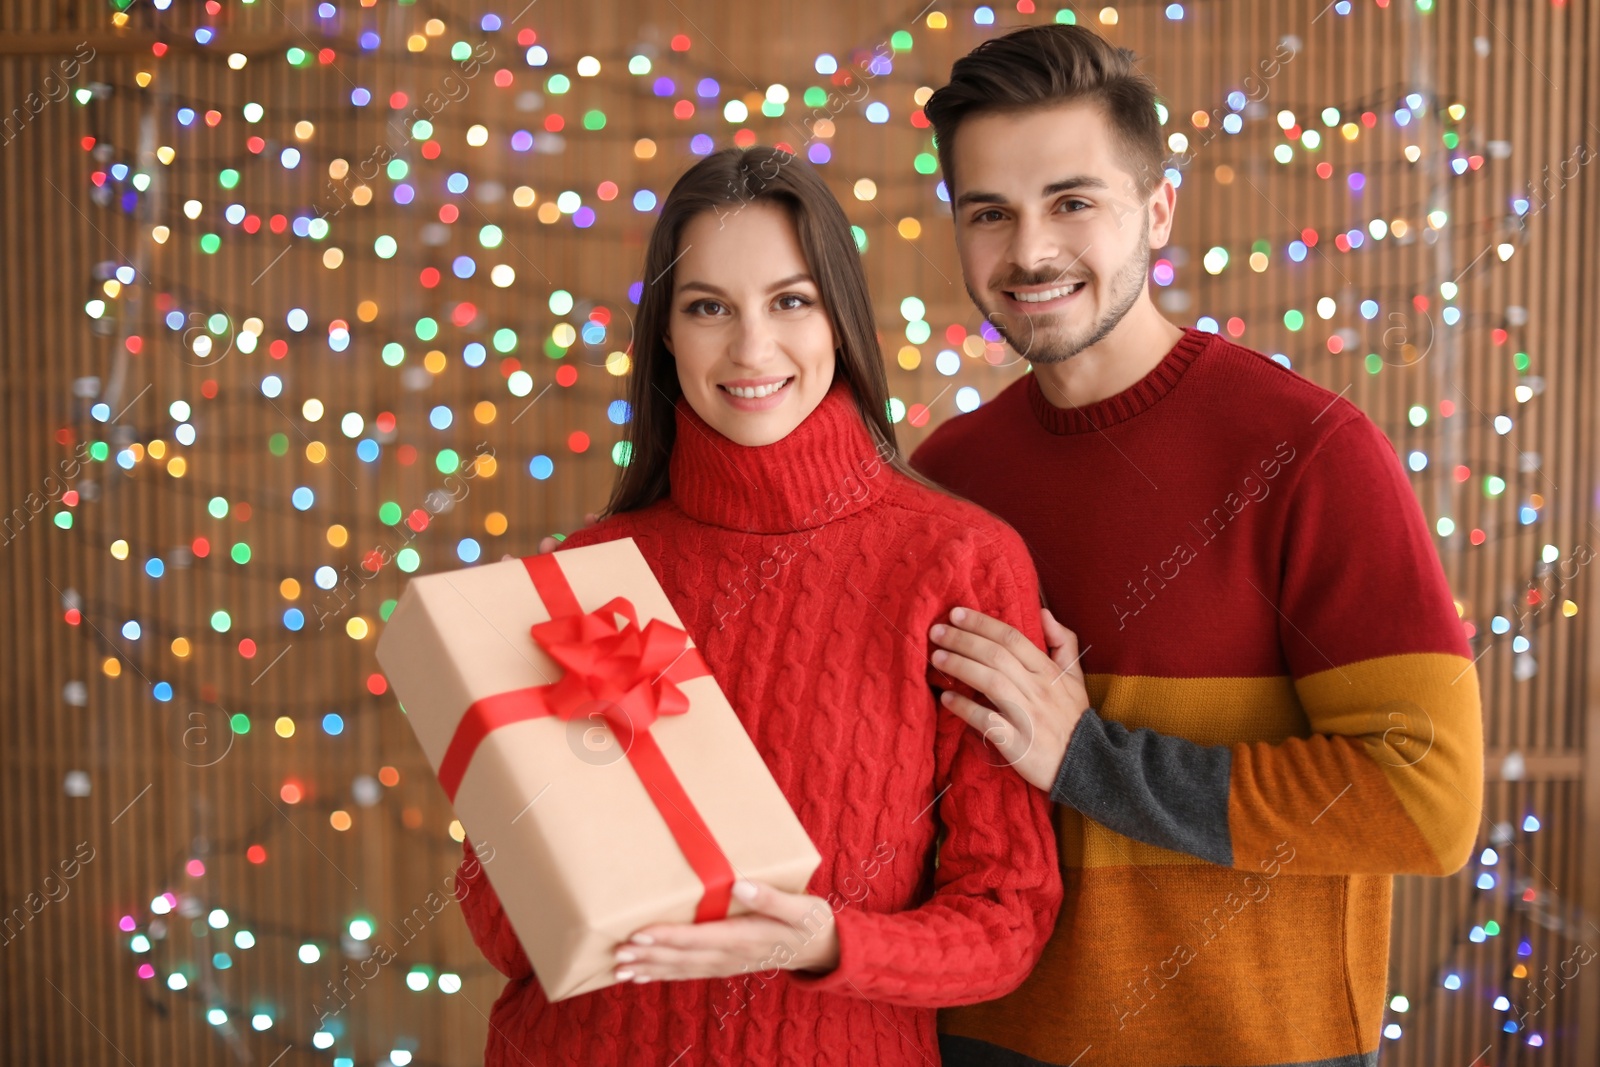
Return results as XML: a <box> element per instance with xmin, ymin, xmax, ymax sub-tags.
<box><xmin>925</xmin><ymin>24</ymin><xmax>1165</xmax><ymax>198</ymax></box>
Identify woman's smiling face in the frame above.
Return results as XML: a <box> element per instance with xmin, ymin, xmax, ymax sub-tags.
<box><xmin>664</xmin><ymin>201</ymin><xmax>838</xmax><ymax>447</ymax></box>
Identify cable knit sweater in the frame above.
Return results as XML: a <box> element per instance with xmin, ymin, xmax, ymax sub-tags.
<box><xmin>452</xmin><ymin>376</ymin><xmax>1062</xmax><ymax>1066</ymax></box>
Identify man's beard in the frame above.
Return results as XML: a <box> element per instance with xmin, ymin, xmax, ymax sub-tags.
<box><xmin>971</xmin><ymin>216</ymin><xmax>1151</xmax><ymax>366</ymax></box>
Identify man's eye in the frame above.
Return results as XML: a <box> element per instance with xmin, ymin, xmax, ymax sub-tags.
<box><xmin>973</xmin><ymin>209</ymin><xmax>1003</xmax><ymax>223</ymax></box>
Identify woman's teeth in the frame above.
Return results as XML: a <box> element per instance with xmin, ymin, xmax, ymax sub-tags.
<box><xmin>1010</xmin><ymin>282</ymin><xmax>1085</xmax><ymax>303</ymax></box>
<box><xmin>723</xmin><ymin>378</ymin><xmax>791</xmax><ymax>399</ymax></box>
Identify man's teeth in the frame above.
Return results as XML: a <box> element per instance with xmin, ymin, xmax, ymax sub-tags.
<box><xmin>1011</xmin><ymin>282</ymin><xmax>1084</xmax><ymax>303</ymax></box>
<box><xmin>724</xmin><ymin>378</ymin><xmax>791</xmax><ymax>399</ymax></box>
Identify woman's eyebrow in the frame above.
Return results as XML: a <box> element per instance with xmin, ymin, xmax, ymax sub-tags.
<box><xmin>678</xmin><ymin>273</ymin><xmax>816</xmax><ymax>296</ymax></box>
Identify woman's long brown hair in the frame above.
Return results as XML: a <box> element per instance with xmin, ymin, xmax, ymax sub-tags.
<box><xmin>603</xmin><ymin>145</ymin><xmax>948</xmax><ymax>517</ymax></box>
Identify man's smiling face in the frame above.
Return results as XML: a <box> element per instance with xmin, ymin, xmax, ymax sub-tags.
<box><xmin>949</xmin><ymin>101</ymin><xmax>1172</xmax><ymax>365</ymax></box>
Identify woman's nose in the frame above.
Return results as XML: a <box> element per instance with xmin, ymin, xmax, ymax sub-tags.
<box><xmin>726</xmin><ymin>315</ymin><xmax>776</xmax><ymax>366</ymax></box>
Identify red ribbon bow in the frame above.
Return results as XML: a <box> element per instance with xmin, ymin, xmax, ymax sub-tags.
<box><xmin>529</xmin><ymin>597</ymin><xmax>699</xmax><ymax>734</ymax></box>
<box><xmin>435</xmin><ymin>554</ymin><xmax>734</xmax><ymax>922</ymax></box>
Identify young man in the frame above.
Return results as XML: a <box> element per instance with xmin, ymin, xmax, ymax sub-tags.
<box><xmin>913</xmin><ymin>24</ymin><xmax>1483</xmax><ymax>1067</ymax></box>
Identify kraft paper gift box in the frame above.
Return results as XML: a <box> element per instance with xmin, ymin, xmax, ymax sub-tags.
<box><xmin>374</xmin><ymin>538</ymin><xmax>822</xmax><ymax>1002</ymax></box>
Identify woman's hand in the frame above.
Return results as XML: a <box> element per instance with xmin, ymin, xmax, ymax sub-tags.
<box><xmin>612</xmin><ymin>880</ymin><xmax>839</xmax><ymax>983</ymax></box>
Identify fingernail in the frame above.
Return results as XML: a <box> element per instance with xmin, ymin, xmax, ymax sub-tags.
<box><xmin>630</xmin><ymin>933</ymin><xmax>654</xmax><ymax>946</ymax></box>
<box><xmin>950</xmin><ymin>607</ymin><xmax>966</xmax><ymax>622</ymax></box>
<box><xmin>940</xmin><ymin>690</ymin><xmax>953</xmax><ymax>705</ymax></box>
<box><xmin>930</xmin><ymin>624</ymin><xmax>946</xmax><ymax>639</ymax></box>
<box><xmin>615</xmin><ymin>969</ymin><xmax>634</xmax><ymax>981</ymax></box>
<box><xmin>932</xmin><ymin>650</ymin><xmax>947</xmax><ymax>664</ymax></box>
<box><xmin>615</xmin><ymin>949</ymin><xmax>635</xmax><ymax>963</ymax></box>
<box><xmin>732</xmin><ymin>880</ymin><xmax>757</xmax><ymax>901</ymax></box>
<box><xmin>633</xmin><ymin>974</ymin><xmax>653</xmax><ymax>984</ymax></box>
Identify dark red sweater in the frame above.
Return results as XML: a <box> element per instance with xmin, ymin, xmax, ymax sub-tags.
<box><xmin>453</xmin><ymin>376</ymin><xmax>1062</xmax><ymax>1066</ymax></box>
<box><xmin>913</xmin><ymin>328</ymin><xmax>1482</xmax><ymax>1067</ymax></box>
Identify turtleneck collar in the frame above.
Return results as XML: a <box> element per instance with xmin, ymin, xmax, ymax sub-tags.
<box><xmin>668</xmin><ymin>376</ymin><xmax>886</xmax><ymax>534</ymax></box>
<box><xmin>1026</xmin><ymin>326</ymin><xmax>1211</xmax><ymax>434</ymax></box>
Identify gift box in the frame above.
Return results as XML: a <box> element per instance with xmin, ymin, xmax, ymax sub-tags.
<box><xmin>374</xmin><ymin>538</ymin><xmax>822</xmax><ymax>1001</ymax></box>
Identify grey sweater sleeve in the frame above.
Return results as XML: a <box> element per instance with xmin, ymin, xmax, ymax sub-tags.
<box><xmin>1048</xmin><ymin>708</ymin><xmax>1235</xmax><ymax>867</ymax></box>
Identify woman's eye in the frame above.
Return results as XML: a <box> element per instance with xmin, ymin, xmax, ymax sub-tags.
<box><xmin>688</xmin><ymin>300</ymin><xmax>724</xmax><ymax>316</ymax></box>
<box><xmin>775</xmin><ymin>294</ymin><xmax>812</xmax><ymax>311</ymax></box>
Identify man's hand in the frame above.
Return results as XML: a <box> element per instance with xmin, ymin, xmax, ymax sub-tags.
<box><xmin>537</xmin><ymin>511</ymin><xmax>600</xmax><ymax>554</ymax></box>
<box><xmin>612</xmin><ymin>880</ymin><xmax>839</xmax><ymax>983</ymax></box>
<box><xmin>930</xmin><ymin>606</ymin><xmax>1091</xmax><ymax>792</ymax></box>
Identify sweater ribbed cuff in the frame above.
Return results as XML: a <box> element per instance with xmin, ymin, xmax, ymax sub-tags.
<box><xmin>784</xmin><ymin>905</ymin><xmax>864</xmax><ymax>996</ymax></box>
<box><xmin>1048</xmin><ymin>707</ymin><xmax>1099</xmax><ymax>807</ymax></box>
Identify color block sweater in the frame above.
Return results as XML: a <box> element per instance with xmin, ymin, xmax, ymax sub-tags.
<box><xmin>912</xmin><ymin>327</ymin><xmax>1483</xmax><ymax>1067</ymax></box>
<box><xmin>453</xmin><ymin>376</ymin><xmax>1062</xmax><ymax>1066</ymax></box>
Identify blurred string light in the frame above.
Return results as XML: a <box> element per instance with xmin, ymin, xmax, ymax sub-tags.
<box><xmin>78</xmin><ymin>4</ymin><xmax>1553</xmax><ymax>1056</ymax></box>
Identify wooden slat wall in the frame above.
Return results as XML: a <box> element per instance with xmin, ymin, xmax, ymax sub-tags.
<box><xmin>2</xmin><ymin>1</ymin><xmax>1595</xmax><ymax>1064</ymax></box>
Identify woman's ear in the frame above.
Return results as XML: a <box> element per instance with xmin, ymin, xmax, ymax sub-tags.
<box><xmin>662</xmin><ymin>332</ymin><xmax>674</xmax><ymax>356</ymax></box>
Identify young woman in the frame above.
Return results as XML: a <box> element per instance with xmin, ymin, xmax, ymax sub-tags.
<box><xmin>453</xmin><ymin>146</ymin><xmax>1061</xmax><ymax>1066</ymax></box>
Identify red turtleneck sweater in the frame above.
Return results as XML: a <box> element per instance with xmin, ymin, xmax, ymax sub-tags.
<box><xmin>452</xmin><ymin>377</ymin><xmax>1062</xmax><ymax>1066</ymax></box>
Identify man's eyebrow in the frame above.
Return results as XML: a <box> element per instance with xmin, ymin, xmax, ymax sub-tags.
<box><xmin>1042</xmin><ymin>175</ymin><xmax>1110</xmax><ymax>195</ymax></box>
<box><xmin>676</xmin><ymin>273</ymin><xmax>815</xmax><ymax>296</ymax></box>
<box><xmin>953</xmin><ymin>175</ymin><xmax>1111</xmax><ymax>209</ymax></box>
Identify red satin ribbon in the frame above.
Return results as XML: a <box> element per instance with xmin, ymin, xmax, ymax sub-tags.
<box><xmin>436</xmin><ymin>553</ymin><xmax>735</xmax><ymax>922</ymax></box>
